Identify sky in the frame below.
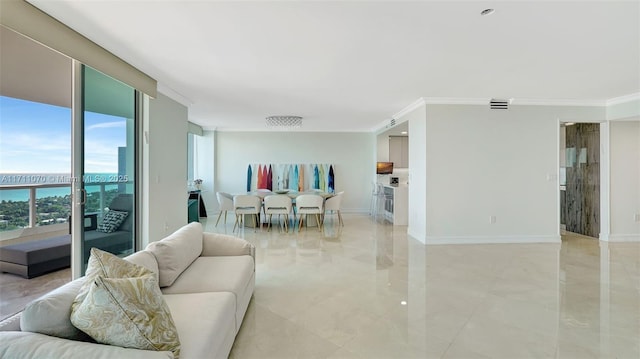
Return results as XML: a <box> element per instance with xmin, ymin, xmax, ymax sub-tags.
<box><xmin>0</xmin><ymin>95</ymin><xmax>127</xmax><ymax>174</ymax></box>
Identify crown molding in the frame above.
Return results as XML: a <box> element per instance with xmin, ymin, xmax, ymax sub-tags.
<box><xmin>422</xmin><ymin>97</ymin><xmax>607</xmax><ymax>107</ymax></box>
<box><xmin>512</xmin><ymin>98</ymin><xmax>605</xmax><ymax>106</ymax></box>
<box><xmin>157</xmin><ymin>83</ymin><xmax>193</xmax><ymax>108</ymax></box>
<box><xmin>606</xmin><ymin>92</ymin><xmax>640</xmax><ymax>106</ymax></box>
<box><xmin>370</xmin><ymin>94</ymin><xmax>639</xmax><ymax>133</ymax></box>
<box><xmin>372</xmin><ymin>119</ymin><xmax>392</xmax><ymax>133</ymax></box>
<box><xmin>393</xmin><ymin>97</ymin><xmax>427</xmax><ymax>120</ymax></box>
<box><xmin>397</xmin><ymin>97</ymin><xmax>607</xmax><ymax>107</ymax></box>
<box><xmin>372</xmin><ymin>97</ymin><xmax>427</xmax><ymax>133</ymax></box>
<box><xmin>423</xmin><ymin>97</ymin><xmax>489</xmax><ymax>105</ymax></box>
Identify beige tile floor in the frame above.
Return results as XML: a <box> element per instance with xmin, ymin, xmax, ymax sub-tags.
<box><xmin>1</xmin><ymin>213</ymin><xmax>638</xmax><ymax>358</ymax></box>
<box><xmin>205</xmin><ymin>214</ymin><xmax>640</xmax><ymax>359</ymax></box>
<box><xmin>0</xmin><ymin>266</ymin><xmax>71</xmax><ymax>321</ymax></box>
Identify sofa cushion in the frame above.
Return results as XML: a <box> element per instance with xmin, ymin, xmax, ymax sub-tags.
<box><xmin>83</xmin><ymin>230</ymin><xmax>132</xmax><ymax>260</ymax></box>
<box><xmin>0</xmin><ymin>331</ymin><xmax>173</xmax><ymax>359</ymax></box>
<box><xmin>146</xmin><ymin>222</ymin><xmax>203</xmax><ymax>287</ymax></box>
<box><xmin>125</xmin><ymin>250</ymin><xmax>159</xmax><ymax>278</ymax></box>
<box><xmin>108</xmin><ymin>194</ymin><xmax>134</xmax><ymax>232</ymax></box>
<box><xmin>20</xmin><ymin>278</ymin><xmax>90</xmax><ymax>341</ymax></box>
<box><xmin>161</xmin><ymin>256</ymin><xmax>254</xmax><ymax>330</ymax></box>
<box><xmin>0</xmin><ymin>312</ymin><xmax>21</xmax><ymax>332</ymax></box>
<box><xmin>70</xmin><ymin>274</ymin><xmax>180</xmax><ymax>358</ymax></box>
<box><xmin>73</xmin><ymin>248</ymin><xmax>152</xmax><ymax>310</ymax></box>
<box><xmin>202</xmin><ymin>232</ymin><xmax>254</xmax><ymax>257</ymax></box>
<box><xmin>96</xmin><ymin>210</ymin><xmax>128</xmax><ymax>233</ymax></box>
<box><xmin>163</xmin><ymin>292</ymin><xmax>236</xmax><ymax>359</ymax></box>
<box><xmin>161</xmin><ymin>256</ymin><xmax>253</xmax><ymax>296</ymax></box>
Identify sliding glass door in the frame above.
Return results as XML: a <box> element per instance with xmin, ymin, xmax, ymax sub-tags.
<box><xmin>72</xmin><ymin>64</ymin><xmax>137</xmax><ymax>275</ymax></box>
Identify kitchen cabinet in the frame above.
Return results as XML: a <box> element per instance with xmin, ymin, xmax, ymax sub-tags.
<box><xmin>389</xmin><ymin>136</ymin><xmax>408</xmax><ymax>168</ymax></box>
<box><xmin>382</xmin><ymin>184</ymin><xmax>408</xmax><ymax>225</ymax></box>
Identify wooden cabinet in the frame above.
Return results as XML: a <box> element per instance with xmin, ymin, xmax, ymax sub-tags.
<box><xmin>389</xmin><ymin>136</ymin><xmax>408</xmax><ymax>168</ymax></box>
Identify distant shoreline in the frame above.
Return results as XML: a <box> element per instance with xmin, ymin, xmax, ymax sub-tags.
<box><xmin>0</xmin><ymin>173</ymin><xmax>122</xmax><ymax>202</ymax></box>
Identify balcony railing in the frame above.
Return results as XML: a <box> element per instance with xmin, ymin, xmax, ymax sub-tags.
<box><xmin>0</xmin><ymin>182</ymin><xmax>122</xmax><ymax>233</ymax></box>
<box><xmin>0</xmin><ymin>183</ymin><xmax>70</xmax><ymax>228</ymax></box>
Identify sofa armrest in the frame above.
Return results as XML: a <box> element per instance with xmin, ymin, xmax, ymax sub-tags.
<box><xmin>0</xmin><ymin>312</ymin><xmax>21</xmax><ymax>332</ymax></box>
<box><xmin>202</xmin><ymin>232</ymin><xmax>255</xmax><ymax>260</ymax></box>
<box><xmin>0</xmin><ymin>331</ymin><xmax>174</xmax><ymax>359</ymax></box>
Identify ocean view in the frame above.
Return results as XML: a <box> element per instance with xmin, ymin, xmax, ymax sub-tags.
<box><xmin>0</xmin><ymin>173</ymin><xmax>121</xmax><ymax>202</ymax></box>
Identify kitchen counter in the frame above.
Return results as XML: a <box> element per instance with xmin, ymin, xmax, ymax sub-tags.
<box><xmin>382</xmin><ymin>184</ymin><xmax>408</xmax><ymax>225</ymax></box>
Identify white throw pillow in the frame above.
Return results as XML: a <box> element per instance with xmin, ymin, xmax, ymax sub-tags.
<box><xmin>20</xmin><ymin>279</ymin><xmax>91</xmax><ymax>341</ymax></box>
<box><xmin>146</xmin><ymin>222</ymin><xmax>203</xmax><ymax>287</ymax></box>
<box><xmin>125</xmin><ymin>250</ymin><xmax>159</xmax><ymax>278</ymax></box>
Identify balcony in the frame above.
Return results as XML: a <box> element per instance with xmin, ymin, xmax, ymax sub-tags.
<box><xmin>1</xmin><ymin>180</ymin><xmax>126</xmax><ymax>244</ymax></box>
<box><xmin>0</xmin><ymin>181</ymin><xmax>126</xmax><ymax>321</ymax></box>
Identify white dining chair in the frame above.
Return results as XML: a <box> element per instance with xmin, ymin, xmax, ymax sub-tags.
<box><xmin>323</xmin><ymin>191</ymin><xmax>344</xmax><ymax>226</ymax></box>
<box><xmin>233</xmin><ymin>195</ymin><xmax>262</xmax><ymax>232</ymax></box>
<box><xmin>255</xmin><ymin>189</ymin><xmax>273</xmax><ymax>199</ymax></box>
<box><xmin>295</xmin><ymin>194</ymin><xmax>324</xmax><ymax>232</ymax></box>
<box><xmin>215</xmin><ymin>192</ymin><xmax>234</xmax><ymax>227</ymax></box>
<box><xmin>263</xmin><ymin>195</ymin><xmax>293</xmax><ymax>232</ymax></box>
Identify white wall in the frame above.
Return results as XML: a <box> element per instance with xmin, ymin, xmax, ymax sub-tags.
<box><xmin>143</xmin><ymin>92</ymin><xmax>188</xmax><ymax>245</ymax></box>
<box><xmin>195</xmin><ymin>131</ymin><xmax>215</xmax><ymax>214</ymax></box>
<box><xmin>376</xmin><ymin>132</ymin><xmax>389</xmax><ymax>162</ymax></box>
<box><xmin>215</xmin><ymin>131</ymin><xmax>374</xmax><ymax>212</ymax></box>
<box><xmin>610</xmin><ymin>120</ymin><xmax>640</xmax><ymax>241</ymax></box>
<box><xmin>422</xmin><ymin>104</ymin><xmax>604</xmax><ymax>244</ymax></box>
<box><xmin>406</xmin><ymin>105</ymin><xmax>427</xmax><ymax>243</ymax></box>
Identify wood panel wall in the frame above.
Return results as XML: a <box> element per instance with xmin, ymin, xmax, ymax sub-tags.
<box><xmin>564</xmin><ymin>123</ymin><xmax>600</xmax><ymax>238</ymax></box>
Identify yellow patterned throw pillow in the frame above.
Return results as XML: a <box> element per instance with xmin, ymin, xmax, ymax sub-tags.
<box><xmin>73</xmin><ymin>247</ymin><xmax>152</xmax><ymax>309</ymax></box>
<box><xmin>71</xmin><ymin>248</ymin><xmax>180</xmax><ymax>358</ymax></box>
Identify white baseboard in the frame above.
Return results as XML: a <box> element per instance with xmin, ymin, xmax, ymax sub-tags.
<box><xmin>606</xmin><ymin>234</ymin><xmax>640</xmax><ymax>242</ymax></box>
<box><xmin>407</xmin><ymin>227</ymin><xmax>425</xmax><ymax>244</ymax></box>
<box><xmin>424</xmin><ymin>235</ymin><xmax>561</xmax><ymax>245</ymax></box>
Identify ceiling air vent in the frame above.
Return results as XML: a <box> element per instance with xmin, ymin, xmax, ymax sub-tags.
<box><xmin>390</xmin><ymin>118</ymin><xmax>397</xmax><ymax>127</ymax></box>
<box><xmin>490</xmin><ymin>98</ymin><xmax>510</xmax><ymax>110</ymax></box>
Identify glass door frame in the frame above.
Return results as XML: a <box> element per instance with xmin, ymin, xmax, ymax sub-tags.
<box><xmin>70</xmin><ymin>60</ymin><xmax>84</xmax><ymax>279</ymax></box>
<box><xmin>70</xmin><ymin>60</ymin><xmax>142</xmax><ymax>279</ymax></box>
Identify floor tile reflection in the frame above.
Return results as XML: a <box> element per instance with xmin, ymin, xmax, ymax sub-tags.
<box><xmin>203</xmin><ymin>216</ymin><xmax>640</xmax><ymax>359</ymax></box>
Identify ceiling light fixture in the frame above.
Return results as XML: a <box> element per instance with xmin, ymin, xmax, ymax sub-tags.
<box><xmin>481</xmin><ymin>8</ymin><xmax>495</xmax><ymax>16</ymax></box>
<box><xmin>266</xmin><ymin>115</ymin><xmax>303</xmax><ymax>128</ymax></box>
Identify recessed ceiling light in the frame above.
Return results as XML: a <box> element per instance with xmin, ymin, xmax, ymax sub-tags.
<box><xmin>481</xmin><ymin>8</ymin><xmax>495</xmax><ymax>16</ymax></box>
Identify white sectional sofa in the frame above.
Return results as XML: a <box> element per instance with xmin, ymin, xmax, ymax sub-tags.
<box><xmin>0</xmin><ymin>222</ymin><xmax>255</xmax><ymax>359</ymax></box>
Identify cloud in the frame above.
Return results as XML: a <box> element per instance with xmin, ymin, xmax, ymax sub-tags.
<box><xmin>86</xmin><ymin>121</ymin><xmax>126</xmax><ymax>131</ymax></box>
<box><xmin>1</xmin><ymin>133</ymin><xmax>70</xmax><ymax>153</ymax></box>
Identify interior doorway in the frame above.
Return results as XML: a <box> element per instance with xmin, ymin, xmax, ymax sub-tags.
<box><xmin>559</xmin><ymin>122</ymin><xmax>601</xmax><ymax>238</ymax></box>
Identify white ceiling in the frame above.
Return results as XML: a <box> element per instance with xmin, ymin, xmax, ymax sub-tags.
<box><xmin>28</xmin><ymin>1</ymin><xmax>640</xmax><ymax>132</ymax></box>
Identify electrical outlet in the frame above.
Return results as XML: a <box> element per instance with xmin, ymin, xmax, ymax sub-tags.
<box><xmin>489</xmin><ymin>215</ymin><xmax>497</xmax><ymax>224</ymax></box>
<box><xmin>634</xmin><ymin>214</ymin><xmax>640</xmax><ymax>222</ymax></box>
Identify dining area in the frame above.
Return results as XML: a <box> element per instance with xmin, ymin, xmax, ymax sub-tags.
<box><xmin>215</xmin><ymin>190</ymin><xmax>344</xmax><ymax>233</ymax></box>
